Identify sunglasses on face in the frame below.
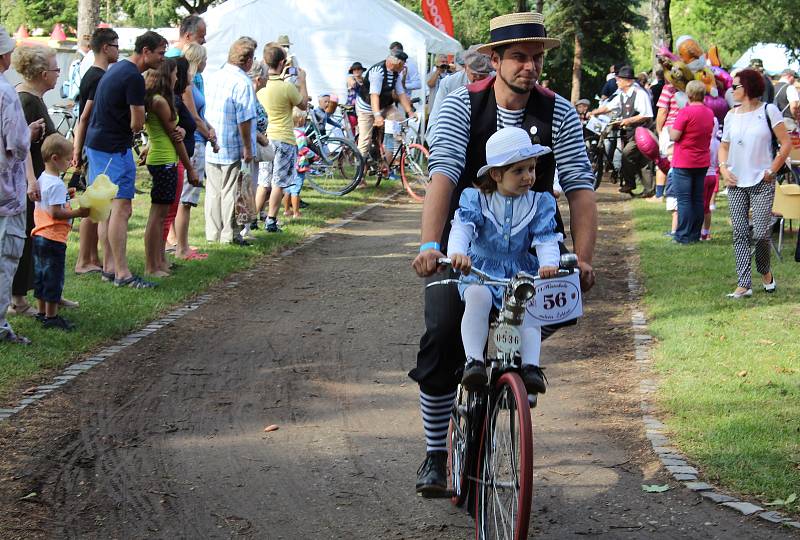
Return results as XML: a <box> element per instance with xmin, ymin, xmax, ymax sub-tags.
<box><xmin>731</xmin><ymin>83</ymin><xmax>743</xmax><ymax>90</ymax></box>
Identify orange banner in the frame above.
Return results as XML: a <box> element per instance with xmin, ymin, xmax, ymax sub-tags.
<box><xmin>421</xmin><ymin>0</ymin><xmax>454</xmax><ymax>37</ymax></box>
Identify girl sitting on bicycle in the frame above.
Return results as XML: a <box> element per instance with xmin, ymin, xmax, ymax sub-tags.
<box><xmin>448</xmin><ymin>127</ymin><xmax>561</xmax><ymax>394</ymax></box>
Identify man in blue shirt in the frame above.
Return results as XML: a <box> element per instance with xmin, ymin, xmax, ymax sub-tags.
<box><xmin>85</xmin><ymin>31</ymin><xmax>166</xmax><ymax>288</ymax></box>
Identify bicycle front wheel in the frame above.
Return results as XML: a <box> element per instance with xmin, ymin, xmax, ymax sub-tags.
<box><xmin>305</xmin><ymin>136</ymin><xmax>365</xmax><ymax>196</ymax></box>
<box><xmin>400</xmin><ymin>144</ymin><xmax>429</xmax><ymax>202</ymax></box>
<box><xmin>475</xmin><ymin>372</ymin><xmax>533</xmax><ymax>540</ymax></box>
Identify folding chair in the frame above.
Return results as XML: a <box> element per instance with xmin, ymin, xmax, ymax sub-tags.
<box><xmin>771</xmin><ymin>183</ymin><xmax>800</xmax><ymax>257</ymax></box>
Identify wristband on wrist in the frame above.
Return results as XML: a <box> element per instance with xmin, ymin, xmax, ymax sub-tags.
<box><xmin>419</xmin><ymin>241</ymin><xmax>440</xmax><ymax>253</ymax></box>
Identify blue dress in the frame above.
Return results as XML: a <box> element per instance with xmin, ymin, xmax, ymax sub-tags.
<box><xmin>451</xmin><ymin>188</ymin><xmax>563</xmax><ymax>309</ymax></box>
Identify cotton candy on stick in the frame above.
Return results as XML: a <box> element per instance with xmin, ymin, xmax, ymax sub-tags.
<box><xmin>76</xmin><ymin>158</ymin><xmax>118</xmax><ymax>222</ymax></box>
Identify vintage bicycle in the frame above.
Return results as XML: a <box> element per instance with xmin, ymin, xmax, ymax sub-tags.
<box><xmin>303</xmin><ymin>107</ymin><xmax>365</xmax><ymax>196</ymax></box>
<box><xmin>371</xmin><ymin>118</ymin><xmax>429</xmax><ymax>201</ymax></box>
<box><xmin>429</xmin><ymin>254</ymin><xmax>582</xmax><ymax>539</ymax></box>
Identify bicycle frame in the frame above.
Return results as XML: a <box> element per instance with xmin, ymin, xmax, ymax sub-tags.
<box><xmin>429</xmin><ymin>254</ymin><xmax>578</xmax><ymax>372</ymax></box>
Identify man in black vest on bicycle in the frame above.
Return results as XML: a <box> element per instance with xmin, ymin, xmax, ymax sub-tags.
<box><xmin>355</xmin><ymin>51</ymin><xmax>417</xmax><ymax>161</ymax></box>
<box><xmin>589</xmin><ymin>65</ymin><xmax>654</xmax><ymax>196</ymax></box>
<box><xmin>409</xmin><ymin>12</ymin><xmax>597</xmax><ymax>497</ymax></box>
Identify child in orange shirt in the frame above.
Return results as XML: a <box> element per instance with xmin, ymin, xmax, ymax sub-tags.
<box><xmin>32</xmin><ymin>134</ymin><xmax>90</xmax><ymax>331</ymax></box>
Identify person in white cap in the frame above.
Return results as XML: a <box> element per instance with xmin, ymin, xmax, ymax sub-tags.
<box><xmin>447</xmin><ymin>127</ymin><xmax>560</xmax><ymax>392</ymax></box>
<box><xmin>426</xmin><ymin>46</ymin><xmax>492</xmax><ymax>140</ymax></box>
<box><xmin>0</xmin><ymin>25</ymin><xmax>44</xmax><ymax>345</ymax></box>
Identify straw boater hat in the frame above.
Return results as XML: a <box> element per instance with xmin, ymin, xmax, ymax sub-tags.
<box><xmin>477</xmin><ymin>127</ymin><xmax>552</xmax><ymax>178</ymax></box>
<box><xmin>476</xmin><ymin>12</ymin><xmax>560</xmax><ymax>56</ymax></box>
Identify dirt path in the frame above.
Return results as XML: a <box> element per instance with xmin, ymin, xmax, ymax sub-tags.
<box><xmin>0</xmin><ymin>192</ymin><xmax>795</xmax><ymax>539</ymax></box>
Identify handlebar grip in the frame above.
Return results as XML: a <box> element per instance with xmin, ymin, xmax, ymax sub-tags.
<box><xmin>559</xmin><ymin>253</ymin><xmax>578</xmax><ymax>270</ymax></box>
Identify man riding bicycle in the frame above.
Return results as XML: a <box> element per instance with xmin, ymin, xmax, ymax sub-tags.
<box><xmin>409</xmin><ymin>11</ymin><xmax>598</xmax><ymax>497</ymax></box>
<box><xmin>588</xmin><ymin>65</ymin><xmax>655</xmax><ymax>196</ymax></box>
<box><xmin>355</xmin><ymin>50</ymin><xmax>417</xmax><ymax>173</ymax></box>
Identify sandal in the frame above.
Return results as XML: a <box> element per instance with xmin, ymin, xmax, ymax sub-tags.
<box><xmin>180</xmin><ymin>250</ymin><xmax>208</xmax><ymax>261</ymax></box>
<box><xmin>7</xmin><ymin>303</ymin><xmax>39</xmax><ymax>317</ymax></box>
<box><xmin>59</xmin><ymin>297</ymin><xmax>80</xmax><ymax>309</ymax></box>
<box><xmin>74</xmin><ymin>267</ymin><xmax>102</xmax><ymax>276</ymax></box>
<box><xmin>101</xmin><ymin>271</ymin><xmax>116</xmax><ymax>282</ymax></box>
<box><xmin>114</xmin><ymin>275</ymin><xmax>157</xmax><ymax>289</ymax></box>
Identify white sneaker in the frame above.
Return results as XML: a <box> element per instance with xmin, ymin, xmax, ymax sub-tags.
<box><xmin>763</xmin><ymin>277</ymin><xmax>776</xmax><ymax>293</ymax></box>
<box><xmin>726</xmin><ymin>288</ymin><xmax>752</xmax><ymax>299</ymax></box>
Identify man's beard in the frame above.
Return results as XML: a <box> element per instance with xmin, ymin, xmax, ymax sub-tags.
<box><xmin>498</xmin><ymin>70</ymin><xmax>535</xmax><ymax>95</ymax></box>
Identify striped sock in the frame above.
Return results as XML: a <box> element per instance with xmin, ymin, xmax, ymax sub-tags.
<box><xmin>419</xmin><ymin>390</ymin><xmax>457</xmax><ymax>453</ymax></box>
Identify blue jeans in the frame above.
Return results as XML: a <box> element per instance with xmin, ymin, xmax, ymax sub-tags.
<box><xmin>672</xmin><ymin>167</ymin><xmax>706</xmax><ymax>243</ymax></box>
<box><xmin>33</xmin><ymin>236</ymin><xmax>66</xmax><ymax>303</ymax></box>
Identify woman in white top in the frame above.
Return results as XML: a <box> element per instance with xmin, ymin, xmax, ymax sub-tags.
<box><xmin>718</xmin><ymin>69</ymin><xmax>791</xmax><ymax>298</ymax></box>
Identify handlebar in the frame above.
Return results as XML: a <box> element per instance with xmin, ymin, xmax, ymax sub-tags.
<box><xmin>428</xmin><ymin>253</ymin><xmax>578</xmax><ymax>288</ymax></box>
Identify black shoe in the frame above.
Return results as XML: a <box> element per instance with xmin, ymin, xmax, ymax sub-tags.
<box><xmin>232</xmin><ymin>236</ymin><xmax>252</xmax><ymax>246</ymax></box>
<box><xmin>639</xmin><ymin>190</ymin><xmax>655</xmax><ymax>198</ymax></box>
<box><xmin>264</xmin><ymin>220</ymin><xmax>281</xmax><ymax>233</ymax></box>
<box><xmin>34</xmin><ymin>312</ymin><xmax>46</xmax><ymax>323</ymax></box>
<box><xmin>299</xmin><ymin>199</ymin><xmax>310</xmax><ymax>209</ymax></box>
<box><xmin>521</xmin><ymin>365</ymin><xmax>547</xmax><ymax>394</ymax></box>
<box><xmin>42</xmin><ymin>315</ymin><xmax>75</xmax><ymax>332</ymax></box>
<box><xmin>461</xmin><ymin>358</ymin><xmax>487</xmax><ymax>391</ymax></box>
<box><xmin>618</xmin><ymin>185</ymin><xmax>635</xmax><ymax>195</ymax></box>
<box><xmin>416</xmin><ymin>451</ymin><xmax>447</xmax><ymax>497</ymax></box>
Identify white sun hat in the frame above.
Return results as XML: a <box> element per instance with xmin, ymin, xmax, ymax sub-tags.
<box><xmin>476</xmin><ymin>127</ymin><xmax>552</xmax><ymax>178</ymax></box>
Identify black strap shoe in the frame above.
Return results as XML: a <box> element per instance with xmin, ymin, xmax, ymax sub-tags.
<box><xmin>416</xmin><ymin>451</ymin><xmax>447</xmax><ymax>498</ymax></box>
<box><xmin>461</xmin><ymin>358</ymin><xmax>488</xmax><ymax>391</ymax></box>
<box><xmin>521</xmin><ymin>365</ymin><xmax>547</xmax><ymax>395</ymax></box>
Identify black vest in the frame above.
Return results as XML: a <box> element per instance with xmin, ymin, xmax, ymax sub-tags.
<box><xmin>774</xmin><ymin>82</ymin><xmax>792</xmax><ymax>118</ymax></box>
<box><xmin>358</xmin><ymin>61</ymin><xmax>397</xmax><ymax>110</ymax></box>
<box><xmin>440</xmin><ymin>76</ymin><xmax>563</xmax><ymax>247</ymax></box>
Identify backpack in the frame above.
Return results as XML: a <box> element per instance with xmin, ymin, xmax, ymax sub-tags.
<box><xmin>61</xmin><ymin>56</ymin><xmax>83</xmax><ymax>101</ymax></box>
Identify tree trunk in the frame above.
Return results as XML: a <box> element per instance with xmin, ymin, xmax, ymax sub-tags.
<box><xmin>536</xmin><ymin>0</ymin><xmax>544</xmax><ymax>13</ymax></box>
<box><xmin>77</xmin><ymin>0</ymin><xmax>99</xmax><ymax>41</ymax></box>
<box><xmin>650</xmin><ymin>0</ymin><xmax>672</xmax><ymax>70</ymax></box>
<box><xmin>516</xmin><ymin>0</ymin><xmax>527</xmax><ymax>11</ymax></box>
<box><xmin>571</xmin><ymin>31</ymin><xmax>582</xmax><ymax>103</ymax></box>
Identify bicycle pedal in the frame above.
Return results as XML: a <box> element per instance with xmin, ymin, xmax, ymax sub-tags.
<box><xmin>528</xmin><ymin>393</ymin><xmax>538</xmax><ymax>408</ymax></box>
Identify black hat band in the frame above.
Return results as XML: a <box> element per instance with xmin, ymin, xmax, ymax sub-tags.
<box><xmin>490</xmin><ymin>22</ymin><xmax>547</xmax><ymax>43</ymax></box>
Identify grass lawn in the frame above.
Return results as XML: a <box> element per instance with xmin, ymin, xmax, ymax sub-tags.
<box><xmin>631</xmin><ymin>194</ymin><xmax>800</xmax><ymax>513</ymax></box>
<box><xmin>0</xmin><ymin>175</ymin><xmax>398</xmax><ymax>398</ymax></box>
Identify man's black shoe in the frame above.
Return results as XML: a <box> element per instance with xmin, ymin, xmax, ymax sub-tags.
<box><xmin>416</xmin><ymin>451</ymin><xmax>448</xmax><ymax>497</ymax></box>
<box><xmin>461</xmin><ymin>358</ymin><xmax>487</xmax><ymax>391</ymax></box>
<box><xmin>618</xmin><ymin>185</ymin><xmax>635</xmax><ymax>195</ymax></box>
<box><xmin>299</xmin><ymin>199</ymin><xmax>310</xmax><ymax>209</ymax></box>
<box><xmin>521</xmin><ymin>365</ymin><xmax>547</xmax><ymax>395</ymax></box>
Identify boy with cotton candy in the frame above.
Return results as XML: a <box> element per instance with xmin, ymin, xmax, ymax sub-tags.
<box><xmin>447</xmin><ymin>127</ymin><xmax>562</xmax><ymax>394</ymax></box>
<box><xmin>32</xmin><ymin>134</ymin><xmax>90</xmax><ymax>330</ymax></box>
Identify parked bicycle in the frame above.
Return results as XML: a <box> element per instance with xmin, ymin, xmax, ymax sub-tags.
<box><xmin>303</xmin><ymin>107</ymin><xmax>365</xmax><ymax>196</ymax></box>
<box><xmin>430</xmin><ymin>254</ymin><xmax>582</xmax><ymax>539</ymax></box>
<box><xmin>48</xmin><ymin>104</ymin><xmax>76</xmax><ymax>140</ymax></box>
<box><xmin>373</xmin><ymin>118</ymin><xmax>429</xmax><ymax>201</ymax></box>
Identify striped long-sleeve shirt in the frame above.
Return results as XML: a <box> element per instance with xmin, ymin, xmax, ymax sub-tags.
<box><xmin>428</xmin><ymin>86</ymin><xmax>594</xmax><ymax>193</ymax></box>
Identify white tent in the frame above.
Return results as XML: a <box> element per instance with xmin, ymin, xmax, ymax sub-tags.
<box><xmin>733</xmin><ymin>43</ymin><xmax>800</xmax><ymax>75</ymax></box>
<box><xmin>202</xmin><ymin>0</ymin><xmax>462</xmax><ymax>103</ymax></box>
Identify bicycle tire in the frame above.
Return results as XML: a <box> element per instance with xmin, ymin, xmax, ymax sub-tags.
<box><xmin>305</xmin><ymin>136</ymin><xmax>365</xmax><ymax>196</ymax></box>
<box><xmin>447</xmin><ymin>385</ymin><xmax>475</xmax><ymax>507</ymax></box>
<box><xmin>591</xmin><ymin>144</ymin><xmax>604</xmax><ymax>190</ymax></box>
<box><xmin>400</xmin><ymin>143</ymin><xmax>429</xmax><ymax>201</ymax></box>
<box><xmin>475</xmin><ymin>372</ymin><xmax>533</xmax><ymax>540</ymax></box>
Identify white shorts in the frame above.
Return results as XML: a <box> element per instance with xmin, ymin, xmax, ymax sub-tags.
<box><xmin>665</xmin><ymin>196</ymin><xmax>678</xmax><ymax>212</ymax></box>
<box><xmin>658</xmin><ymin>126</ymin><xmax>674</xmax><ymax>159</ymax></box>
<box><xmin>180</xmin><ymin>144</ymin><xmax>205</xmax><ymax>207</ymax></box>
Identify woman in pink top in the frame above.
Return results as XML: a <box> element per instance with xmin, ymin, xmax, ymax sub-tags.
<box><xmin>669</xmin><ymin>80</ymin><xmax>715</xmax><ymax>243</ymax></box>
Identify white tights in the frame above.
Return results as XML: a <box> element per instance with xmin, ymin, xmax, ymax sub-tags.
<box><xmin>461</xmin><ymin>285</ymin><xmax>542</xmax><ymax>367</ymax></box>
